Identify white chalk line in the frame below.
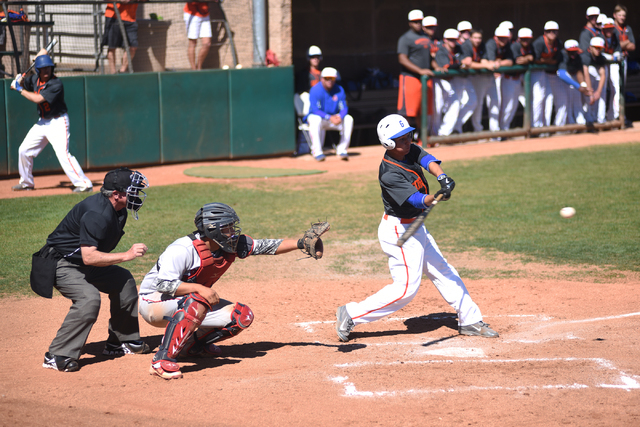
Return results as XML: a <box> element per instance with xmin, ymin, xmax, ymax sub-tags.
<box><xmin>331</xmin><ymin>357</ymin><xmax>640</xmax><ymax>396</ymax></box>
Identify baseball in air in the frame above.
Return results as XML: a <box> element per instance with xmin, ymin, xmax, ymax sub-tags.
<box><xmin>560</xmin><ymin>207</ymin><xmax>576</xmax><ymax>218</ymax></box>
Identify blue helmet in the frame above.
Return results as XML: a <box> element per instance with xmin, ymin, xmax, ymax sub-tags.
<box><xmin>35</xmin><ymin>55</ymin><xmax>55</xmax><ymax>74</ymax></box>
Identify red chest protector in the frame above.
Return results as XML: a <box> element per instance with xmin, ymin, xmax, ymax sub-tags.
<box><xmin>186</xmin><ymin>234</ymin><xmax>237</xmax><ymax>288</ymax></box>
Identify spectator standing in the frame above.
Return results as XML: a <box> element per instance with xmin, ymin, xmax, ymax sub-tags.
<box><xmin>579</xmin><ymin>6</ymin><xmax>603</xmax><ymax>55</ymax></box>
<box><xmin>601</xmin><ymin>17</ymin><xmax>622</xmax><ymax>121</ymax></box>
<box><xmin>306</xmin><ymin>67</ymin><xmax>353</xmax><ymax>161</ymax></box>
<box><xmin>102</xmin><ymin>0</ymin><xmax>142</xmax><ymax>74</ymax></box>
<box><xmin>503</xmin><ymin>27</ymin><xmax>534</xmax><ymax>130</ymax></box>
<box><xmin>397</xmin><ymin>9</ymin><xmax>434</xmax><ymax>144</ymax></box>
<box><xmin>557</xmin><ymin>40</ymin><xmax>591</xmax><ymax>125</ymax></box>
<box><xmin>613</xmin><ymin>4</ymin><xmax>635</xmax><ymax>127</ymax></box>
<box><xmin>458</xmin><ymin>29</ymin><xmax>490</xmax><ymax>133</ymax></box>
<box><xmin>295</xmin><ymin>45</ymin><xmax>323</xmax><ymax>95</ymax></box>
<box><xmin>184</xmin><ymin>2</ymin><xmax>212</xmax><ymax>70</ymax></box>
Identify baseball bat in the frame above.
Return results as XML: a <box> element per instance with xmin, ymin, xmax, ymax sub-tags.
<box><xmin>22</xmin><ymin>38</ymin><xmax>58</xmax><ymax>76</ymax></box>
<box><xmin>0</xmin><ymin>69</ymin><xmax>13</xmax><ymax>77</ymax></box>
<box><xmin>396</xmin><ymin>194</ymin><xmax>444</xmax><ymax>247</ymax></box>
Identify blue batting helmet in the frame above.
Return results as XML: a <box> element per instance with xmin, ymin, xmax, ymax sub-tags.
<box><xmin>35</xmin><ymin>55</ymin><xmax>55</xmax><ymax>74</ymax></box>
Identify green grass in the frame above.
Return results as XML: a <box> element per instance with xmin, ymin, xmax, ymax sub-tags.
<box><xmin>1</xmin><ymin>142</ymin><xmax>638</xmax><ymax>297</ymax></box>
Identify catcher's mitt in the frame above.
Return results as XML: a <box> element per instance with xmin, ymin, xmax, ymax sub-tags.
<box><xmin>297</xmin><ymin>221</ymin><xmax>331</xmax><ymax>260</ymax></box>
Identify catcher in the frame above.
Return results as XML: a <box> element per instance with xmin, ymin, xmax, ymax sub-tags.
<box><xmin>139</xmin><ymin>202</ymin><xmax>329</xmax><ymax>380</ymax></box>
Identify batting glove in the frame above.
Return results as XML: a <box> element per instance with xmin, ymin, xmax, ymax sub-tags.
<box><xmin>11</xmin><ymin>76</ymin><xmax>23</xmax><ymax>92</ymax></box>
<box><xmin>435</xmin><ymin>174</ymin><xmax>455</xmax><ymax>200</ymax></box>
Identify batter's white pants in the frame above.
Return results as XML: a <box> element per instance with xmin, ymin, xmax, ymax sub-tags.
<box><xmin>499</xmin><ymin>75</ymin><xmax>522</xmax><ymax>130</ymax></box>
<box><xmin>435</xmin><ymin>77</ymin><xmax>464</xmax><ymax>136</ymax></box>
<box><xmin>344</xmin><ymin>214</ymin><xmax>483</xmax><ymax>327</ymax></box>
<box><xmin>469</xmin><ymin>74</ymin><xmax>493</xmax><ymax>132</ymax></box>
<box><xmin>531</xmin><ymin>70</ymin><xmax>547</xmax><ymax>128</ymax></box>
<box><xmin>307</xmin><ymin>113</ymin><xmax>353</xmax><ymax>158</ymax></box>
<box><xmin>18</xmin><ymin>114</ymin><xmax>92</xmax><ymax>189</ymax></box>
<box><xmin>454</xmin><ymin>77</ymin><xmax>477</xmax><ymax>133</ymax></box>
<box><xmin>584</xmin><ymin>65</ymin><xmax>608</xmax><ymax>124</ymax></box>
<box><xmin>607</xmin><ymin>63</ymin><xmax>620</xmax><ymax>121</ymax></box>
<box><xmin>547</xmin><ymin>73</ymin><xmax>569</xmax><ymax>126</ymax></box>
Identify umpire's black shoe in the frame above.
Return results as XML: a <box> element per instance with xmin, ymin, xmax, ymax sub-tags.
<box><xmin>103</xmin><ymin>340</ymin><xmax>151</xmax><ymax>356</ymax></box>
<box><xmin>43</xmin><ymin>352</ymin><xmax>79</xmax><ymax>372</ymax></box>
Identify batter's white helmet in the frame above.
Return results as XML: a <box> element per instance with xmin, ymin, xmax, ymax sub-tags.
<box><xmin>377</xmin><ymin>114</ymin><xmax>414</xmax><ymax>150</ymax></box>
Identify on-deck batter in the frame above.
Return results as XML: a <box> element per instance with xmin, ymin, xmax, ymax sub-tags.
<box><xmin>335</xmin><ymin>114</ymin><xmax>498</xmax><ymax>342</ymax></box>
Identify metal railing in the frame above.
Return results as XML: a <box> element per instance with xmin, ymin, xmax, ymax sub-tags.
<box><xmin>420</xmin><ymin>63</ymin><xmax>625</xmax><ymax>145</ymax></box>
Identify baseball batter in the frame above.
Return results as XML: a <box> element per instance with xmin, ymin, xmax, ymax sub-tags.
<box><xmin>335</xmin><ymin>114</ymin><xmax>498</xmax><ymax>342</ymax></box>
<box><xmin>10</xmin><ymin>51</ymin><xmax>93</xmax><ymax>192</ymax></box>
<box><xmin>140</xmin><ymin>203</ymin><xmax>329</xmax><ymax>380</ymax></box>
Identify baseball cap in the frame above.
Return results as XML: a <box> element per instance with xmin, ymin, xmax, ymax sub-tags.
<box><xmin>457</xmin><ymin>21</ymin><xmax>472</xmax><ymax>32</ymax></box>
<box><xmin>443</xmin><ymin>29</ymin><xmax>460</xmax><ymax>40</ymax></box>
<box><xmin>321</xmin><ymin>67</ymin><xmax>338</xmax><ymax>78</ymax></box>
<box><xmin>597</xmin><ymin>13</ymin><xmax>607</xmax><ymax>24</ymax></box>
<box><xmin>590</xmin><ymin>37</ymin><xmax>605</xmax><ymax>48</ymax></box>
<box><xmin>495</xmin><ymin>26</ymin><xmax>511</xmax><ymax>38</ymax></box>
<box><xmin>544</xmin><ymin>21</ymin><xmax>559</xmax><ymax>31</ymax></box>
<box><xmin>422</xmin><ymin>16</ymin><xmax>438</xmax><ymax>27</ymax></box>
<box><xmin>103</xmin><ymin>168</ymin><xmax>135</xmax><ymax>192</ymax></box>
<box><xmin>408</xmin><ymin>9</ymin><xmax>424</xmax><ymax>21</ymax></box>
<box><xmin>518</xmin><ymin>27</ymin><xmax>533</xmax><ymax>38</ymax></box>
<box><xmin>602</xmin><ymin>18</ymin><xmax>615</xmax><ymax>29</ymax></box>
<box><xmin>564</xmin><ymin>39</ymin><xmax>581</xmax><ymax>51</ymax></box>
<box><xmin>500</xmin><ymin>21</ymin><xmax>514</xmax><ymax>30</ymax></box>
<box><xmin>586</xmin><ymin>6</ymin><xmax>600</xmax><ymax>16</ymax></box>
<box><xmin>308</xmin><ymin>45</ymin><xmax>322</xmax><ymax>57</ymax></box>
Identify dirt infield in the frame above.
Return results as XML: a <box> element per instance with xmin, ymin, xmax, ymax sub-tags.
<box><xmin>1</xmin><ymin>128</ymin><xmax>639</xmax><ymax>426</ymax></box>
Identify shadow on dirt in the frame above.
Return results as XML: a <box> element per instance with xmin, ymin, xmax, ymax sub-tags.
<box><xmin>348</xmin><ymin>312</ymin><xmax>459</xmax><ymax>341</ymax></box>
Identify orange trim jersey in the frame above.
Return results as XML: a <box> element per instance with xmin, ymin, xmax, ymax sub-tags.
<box><xmin>184</xmin><ymin>2</ymin><xmax>209</xmax><ymax>17</ymax></box>
<box><xmin>105</xmin><ymin>3</ymin><xmax>138</xmax><ymax>22</ymax></box>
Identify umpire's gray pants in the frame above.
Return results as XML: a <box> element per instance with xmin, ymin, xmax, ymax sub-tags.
<box><xmin>48</xmin><ymin>258</ymin><xmax>141</xmax><ymax>360</ymax></box>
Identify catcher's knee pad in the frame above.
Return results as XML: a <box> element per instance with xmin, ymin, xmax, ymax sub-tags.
<box><xmin>194</xmin><ymin>302</ymin><xmax>254</xmax><ymax>348</ymax></box>
<box><xmin>154</xmin><ymin>293</ymin><xmax>211</xmax><ymax>361</ymax></box>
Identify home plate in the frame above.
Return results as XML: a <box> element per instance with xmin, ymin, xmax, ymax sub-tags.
<box><xmin>422</xmin><ymin>347</ymin><xmax>486</xmax><ymax>358</ymax></box>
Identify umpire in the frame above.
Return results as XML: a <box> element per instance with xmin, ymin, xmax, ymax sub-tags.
<box><xmin>35</xmin><ymin>168</ymin><xmax>151</xmax><ymax>372</ymax></box>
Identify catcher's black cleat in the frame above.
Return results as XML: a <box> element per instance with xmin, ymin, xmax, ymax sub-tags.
<box><xmin>102</xmin><ymin>340</ymin><xmax>151</xmax><ymax>356</ymax></box>
<box><xmin>43</xmin><ymin>352</ymin><xmax>79</xmax><ymax>372</ymax></box>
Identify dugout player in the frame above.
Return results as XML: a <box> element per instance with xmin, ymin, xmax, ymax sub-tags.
<box><xmin>184</xmin><ymin>1</ymin><xmax>212</xmax><ymax>70</ymax></box>
<box><xmin>532</xmin><ymin>21</ymin><xmax>564</xmax><ymax>129</ymax></box>
<box><xmin>484</xmin><ymin>26</ymin><xmax>514</xmax><ymax>134</ymax></box>
<box><xmin>140</xmin><ymin>203</ymin><xmax>328</xmax><ymax>380</ymax></box>
<box><xmin>39</xmin><ymin>168</ymin><xmax>151</xmax><ymax>372</ymax></box>
<box><xmin>583</xmin><ymin>37</ymin><xmax>608</xmax><ymax>125</ymax></box>
<box><xmin>433</xmin><ymin>29</ymin><xmax>463</xmax><ymax>136</ymax></box>
<box><xmin>335</xmin><ymin>114</ymin><xmax>498</xmax><ymax>342</ymax></box>
<box><xmin>397</xmin><ymin>9</ymin><xmax>435</xmax><ymax>143</ymax></box>
<box><xmin>458</xmin><ymin>28</ymin><xmax>490</xmax><ymax>133</ymax></box>
<box><xmin>557</xmin><ymin>40</ymin><xmax>591</xmax><ymax>125</ymax></box>
<box><xmin>10</xmin><ymin>50</ymin><xmax>93</xmax><ymax>193</ymax></box>
<box><xmin>509</xmin><ymin>28</ymin><xmax>534</xmax><ymax>121</ymax></box>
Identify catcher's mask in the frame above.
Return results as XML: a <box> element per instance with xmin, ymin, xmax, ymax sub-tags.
<box><xmin>194</xmin><ymin>203</ymin><xmax>241</xmax><ymax>253</ymax></box>
<box><xmin>102</xmin><ymin>168</ymin><xmax>149</xmax><ymax>220</ymax></box>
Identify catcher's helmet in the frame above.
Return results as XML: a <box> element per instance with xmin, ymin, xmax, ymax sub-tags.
<box><xmin>195</xmin><ymin>203</ymin><xmax>241</xmax><ymax>253</ymax></box>
<box><xmin>377</xmin><ymin>114</ymin><xmax>415</xmax><ymax>150</ymax></box>
<box><xmin>102</xmin><ymin>168</ymin><xmax>149</xmax><ymax>220</ymax></box>
<box><xmin>35</xmin><ymin>55</ymin><xmax>55</xmax><ymax>74</ymax></box>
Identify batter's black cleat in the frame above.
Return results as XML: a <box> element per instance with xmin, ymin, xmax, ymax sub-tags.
<box><xmin>335</xmin><ymin>305</ymin><xmax>355</xmax><ymax>342</ymax></box>
<box><xmin>459</xmin><ymin>321</ymin><xmax>499</xmax><ymax>338</ymax></box>
<box><xmin>43</xmin><ymin>352</ymin><xmax>79</xmax><ymax>372</ymax></box>
<box><xmin>102</xmin><ymin>340</ymin><xmax>151</xmax><ymax>356</ymax></box>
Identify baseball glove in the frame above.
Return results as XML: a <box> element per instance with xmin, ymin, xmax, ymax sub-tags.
<box><xmin>297</xmin><ymin>221</ymin><xmax>331</xmax><ymax>260</ymax></box>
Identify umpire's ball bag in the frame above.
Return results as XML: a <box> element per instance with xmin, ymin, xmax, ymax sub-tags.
<box><xmin>30</xmin><ymin>245</ymin><xmax>61</xmax><ymax>299</ymax></box>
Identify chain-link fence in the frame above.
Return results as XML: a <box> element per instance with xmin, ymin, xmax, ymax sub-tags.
<box><xmin>1</xmin><ymin>1</ymin><xmax>240</xmax><ymax>77</ymax></box>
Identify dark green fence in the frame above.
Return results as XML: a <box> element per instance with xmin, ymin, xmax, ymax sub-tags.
<box><xmin>1</xmin><ymin>66</ymin><xmax>295</xmax><ymax>177</ymax></box>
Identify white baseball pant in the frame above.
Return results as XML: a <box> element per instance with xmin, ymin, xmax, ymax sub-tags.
<box><xmin>565</xmin><ymin>78</ymin><xmax>586</xmax><ymax>125</ymax></box>
<box><xmin>307</xmin><ymin>114</ymin><xmax>353</xmax><ymax>158</ymax></box>
<box><xmin>343</xmin><ymin>214</ymin><xmax>483</xmax><ymax>327</ymax></box>
<box><xmin>436</xmin><ymin>77</ymin><xmax>464</xmax><ymax>136</ymax></box>
<box><xmin>487</xmin><ymin>74</ymin><xmax>502</xmax><ymax>132</ymax></box>
<box><xmin>469</xmin><ymin>74</ymin><xmax>493</xmax><ymax>132</ymax></box>
<box><xmin>454</xmin><ymin>77</ymin><xmax>477</xmax><ymax>133</ymax></box>
<box><xmin>499</xmin><ymin>75</ymin><xmax>522</xmax><ymax>130</ymax></box>
<box><xmin>531</xmin><ymin>70</ymin><xmax>548</xmax><ymax>128</ymax></box>
<box><xmin>18</xmin><ymin>114</ymin><xmax>92</xmax><ymax>189</ymax></box>
<box><xmin>139</xmin><ymin>293</ymin><xmax>236</xmax><ymax>329</ymax></box>
<box><xmin>607</xmin><ymin>62</ymin><xmax>620</xmax><ymax>121</ymax></box>
<box><xmin>546</xmin><ymin>73</ymin><xmax>569</xmax><ymax>126</ymax></box>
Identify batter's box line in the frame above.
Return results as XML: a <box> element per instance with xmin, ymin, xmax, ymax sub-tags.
<box><xmin>292</xmin><ymin>313</ymin><xmax>551</xmax><ymax>333</ymax></box>
<box><xmin>330</xmin><ymin>357</ymin><xmax>640</xmax><ymax>397</ymax></box>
